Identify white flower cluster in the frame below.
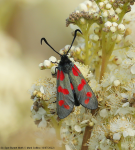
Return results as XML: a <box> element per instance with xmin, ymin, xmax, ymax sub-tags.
<box><xmin>30</xmin><ymin>0</ymin><xmax>135</xmax><ymax>149</ymax></box>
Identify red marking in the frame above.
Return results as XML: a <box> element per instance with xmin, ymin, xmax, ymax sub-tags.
<box><xmin>74</xmin><ymin>65</ymin><xmax>81</xmax><ymax>73</ymax></box>
<box><xmin>72</xmin><ymin>67</ymin><xmax>78</xmax><ymax>76</ymax></box>
<box><xmin>57</xmin><ymin>70</ymin><xmax>60</xmax><ymax>79</ymax></box>
<box><xmin>60</xmin><ymin>71</ymin><xmax>65</xmax><ymax>81</ymax></box>
<box><xmin>70</xmin><ymin>83</ymin><xmax>74</xmax><ymax>90</ymax></box>
<box><xmin>58</xmin><ymin>100</ymin><xmax>70</xmax><ymax>109</ymax></box>
<box><xmin>78</xmin><ymin>79</ymin><xmax>86</xmax><ymax>91</ymax></box>
<box><xmin>85</xmin><ymin>98</ymin><xmax>89</xmax><ymax>104</ymax></box>
<box><xmin>86</xmin><ymin>92</ymin><xmax>92</xmax><ymax>97</ymax></box>
<box><xmin>64</xmin><ymin>105</ymin><xmax>70</xmax><ymax>109</ymax></box>
<box><xmin>59</xmin><ymin>100</ymin><xmax>64</xmax><ymax>106</ymax></box>
<box><xmin>58</xmin><ymin>86</ymin><xmax>69</xmax><ymax>95</ymax></box>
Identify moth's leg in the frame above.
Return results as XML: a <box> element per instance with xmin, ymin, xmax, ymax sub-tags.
<box><xmin>51</xmin><ymin>61</ymin><xmax>58</xmax><ymax>64</ymax></box>
<box><xmin>52</xmin><ymin>67</ymin><xmax>59</xmax><ymax>79</ymax></box>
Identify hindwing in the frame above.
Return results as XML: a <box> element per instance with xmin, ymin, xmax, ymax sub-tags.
<box><xmin>69</xmin><ymin>63</ymin><xmax>98</xmax><ymax>109</ymax></box>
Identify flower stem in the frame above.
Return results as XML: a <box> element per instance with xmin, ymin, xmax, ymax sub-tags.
<box><xmin>81</xmin><ymin>109</ymin><xmax>97</xmax><ymax>150</ymax></box>
<box><xmin>81</xmin><ymin>126</ymin><xmax>93</xmax><ymax>150</ymax></box>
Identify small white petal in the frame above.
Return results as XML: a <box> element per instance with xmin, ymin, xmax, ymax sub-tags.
<box><xmin>65</xmin><ymin>144</ymin><xmax>71</xmax><ymax>150</ymax></box>
<box><xmin>122</xmin><ymin>102</ymin><xmax>129</xmax><ymax>107</ymax></box>
<box><xmin>127</xmin><ymin>128</ymin><xmax>134</xmax><ymax>136</ymax></box>
<box><xmin>100</xmin><ymin>109</ymin><xmax>108</xmax><ymax>118</ymax></box>
<box><xmin>33</xmin><ymin>114</ymin><xmax>42</xmax><ymax>120</ymax></box>
<box><xmin>31</xmin><ymin>105</ymin><xmax>34</xmax><ymax>111</ymax></box>
<box><xmin>121</xmin><ymin>93</ymin><xmax>128</xmax><ymax>99</ymax></box>
<box><xmin>74</xmin><ymin>125</ymin><xmax>81</xmax><ymax>132</ymax></box>
<box><xmin>38</xmin><ymin>115</ymin><xmax>47</xmax><ymax>128</ymax></box>
<box><xmin>40</xmin><ymin>86</ymin><xmax>44</xmax><ymax>94</ymax></box>
<box><xmin>113</xmin><ymin>133</ymin><xmax>121</xmax><ymax>140</ymax></box>
<box><xmin>37</xmin><ymin>107</ymin><xmax>46</xmax><ymax>115</ymax></box>
<box><xmin>123</xmin><ymin>131</ymin><xmax>128</xmax><ymax>137</ymax></box>
<box><xmin>81</xmin><ymin>120</ymin><xmax>89</xmax><ymax>124</ymax></box>
<box><xmin>131</xmin><ymin>64</ymin><xmax>135</xmax><ymax>74</ymax></box>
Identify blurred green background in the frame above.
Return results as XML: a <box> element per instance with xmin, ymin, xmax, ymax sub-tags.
<box><xmin>0</xmin><ymin>0</ymin><xmax>83</xmax><ymax>147</ymax></box>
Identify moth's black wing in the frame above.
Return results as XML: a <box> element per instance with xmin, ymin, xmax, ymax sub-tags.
<box><xmin>69</xmin><ymin>63</ymin><xmax>98</xmax><ymax>109</ymax></box>
<box><xmin>56</xmin><ymin>66</ymin><xmax>75</xmax><ymax>119</ymax></box>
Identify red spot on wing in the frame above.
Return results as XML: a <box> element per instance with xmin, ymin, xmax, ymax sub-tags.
<box><xmin>74</xmin><ymin>65</ymin><xmax>81</xmax><ymax>73</ymax></box>
<box><xmin>58</xmin><ymin>100</ymin><xmax>70</xmax><ymax>109</ymax></box>
<box><xmin>59</xmin><ymin>100</ymin><xmax>64</xmax><ymax>106</ymax></box>
<box><xmin>58</xmin><ymin>86</ymin><xmax>69</xmax><ymax>95</ymax></box>
<box><xmin>78</xmin><ymin>79</ymin><xmax>86</xmax><ymax>91</ymax></box>
<box><xmin>70</xmin><ymin>83</ymin><xmax>74</xmax><ymax>90</ymax></box>
<box><xmin>57</xmin><ymin>70</ymin><xmax>60</xmax><ymax>79</ymax></box>
<box><xmin>85</xmin><ymin>98</ymin><xmax>89</xmax><ymax>104</ymax></box>
<box><xmin>64</xmin><ymin>105</ymin><xmax>70</xmax><ymax>109</ymax></box>
<box><xmin>86</xmin><ymin>92</ymin><xmax>92</xmax><ymax>97</ymax></box>
<box><xmin>72</xmin><ymin>67</ymin><xmax>78</xmax><ymax>76</ymax></box>
<box><xmin>60</xmin><ymin>71</ymin><xmax>65</xmax><ymax>81</ymax></box>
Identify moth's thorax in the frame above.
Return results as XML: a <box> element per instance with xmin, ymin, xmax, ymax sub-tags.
<box><xmin>59</xmin><ymin>55</ymin><xmax>73</xmax><ymax>73</ymax></box>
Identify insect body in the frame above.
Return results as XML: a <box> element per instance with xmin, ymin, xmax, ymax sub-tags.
<box><xmin>41</xmin><ymin>29</ymin><xmax>98</xmax><ymax>119</ymax></box>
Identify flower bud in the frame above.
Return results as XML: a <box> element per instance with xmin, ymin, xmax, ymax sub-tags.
<box><xmin>80</xmin><ymin>18</ymin><xmax>86</xmax><ymax>25</ymax></box>
<box><xmin>74</xmin><ymin>125</ymin><xmax>81</xmax><ymax>132</ymax></box>
<box><xmin>111</xmin><ymin>15</ymin><xmax>119</xmax><ymax>22</ymax></box>
<box><xmin>39</xmin><ymin>63</ymin><xmax>45</xmax><ymax>70</ymax></box>
<box><xmin>99</xmin><ymin>2</ymin><xmax>104</xmax><ymax>8</ymax></box>
<box><xmin>113</xmin><ymin>79</ymin><xmax>120</xmax><ymax>86</ymax></box>
<box><xmin>110</xmin><ymin>26</ymin><xmax>116</xmax><ymax>33</ymax></box>
<box><xmin>106</xmin><ymin>3</ymin><xmax>112</xmax><ymax>9</ymax></box>
<box><xmin>75</xmin><ymin>47</ymin><xmax>81</xmax><ymax>54</ymax></box>
<box><xmin>116</xmin><ymin>34</ymin><xmax>122</xmax><ymax>43</ymax></box>
<box><xmin>78</xmin><ymin>3</ymin><xmax>88</xmax><ymax>12</ymax></box>
<box><xmin>43</xmin><ymin>60</ymin><xmax>51</xmax><ymax>68</ymax></box>
<box><xmin>59</xmin><ymin>49</ymin><xmax>64</xmax><ymax>55</ymax></box>
<box><xmin>102</xmin><ymin>10</ymin><xmax>108</xmax><ymax>17</ymax></box>
<box><xmin>111</xmin><ymin>34</ymin><xmax>117</xmax><ymax>41</ymax></box>
<box><xmin>118</xmin><ymin>24</ymin><xmax>125</xmax><ymax>32</ymax></box>
<box><xmin>84</xmin><ymin>1</ymin><xmax>92</xmax><ymax>8</ymax></box>
<box><xmin>115</xmin><ymin>8</ymin><xmax>122</xmax><ymax>14</ymax></box>
<box><xmin>49</xmin><ymin>56</ymin><xmax>57</xmax><ymax>62</ymax></box>
<box><xmin>104</xmin><ymin>21</ymin><xmax>112</xmax><ymax>28</ymax></box>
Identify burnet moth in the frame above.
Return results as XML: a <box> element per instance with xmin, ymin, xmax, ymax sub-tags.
<box><xmin>41</xmin><ymin>29</ymin><xmax>98</xmax><ymax>119</ymax></box>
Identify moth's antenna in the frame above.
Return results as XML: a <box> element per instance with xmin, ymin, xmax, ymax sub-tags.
<box><xmin>41</xmin><ymin>38</ymin><xmax>62</xmax><ymax>56</ymax></box>
<box><xmin>66</xmin><ymin>29</ymin><xmax>82</xmax><ymax>55</ymax></box>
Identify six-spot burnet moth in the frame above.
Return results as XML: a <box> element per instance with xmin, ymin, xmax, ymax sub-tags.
<box><xmin>41</xmin><ymin>29</ymin><xmax>98</xmax><ymax>119</ymax></box>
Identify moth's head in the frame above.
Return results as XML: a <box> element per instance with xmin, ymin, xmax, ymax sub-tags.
<box><xmin>60</xmin><ymin>55</ymin><xmax>71</xmax><ymax>64</ymax></box>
